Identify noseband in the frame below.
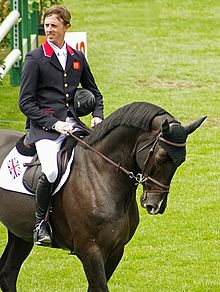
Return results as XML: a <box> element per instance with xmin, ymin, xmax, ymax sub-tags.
<box><xmin>68</xmin><ymin>130</ymin><xmax>186</xmax><ymax>193</ymax></box>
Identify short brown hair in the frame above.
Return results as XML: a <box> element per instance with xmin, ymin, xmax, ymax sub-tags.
<box><xmin>44</xmin><ymin>5</ymin><xmax>71</xmax><ymax>26</ymax></box>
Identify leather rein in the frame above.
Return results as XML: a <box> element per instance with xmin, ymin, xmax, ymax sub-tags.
<box><xmin>68</xmin><ymin>130</ymin><xmax>186</xmax><ymax>193</ymax></box>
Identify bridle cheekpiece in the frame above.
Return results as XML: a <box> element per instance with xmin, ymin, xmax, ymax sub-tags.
<box><xmin>135</xmin><ymin>132</ymin><xmax>187</xmax><ymax>193</ymax></box>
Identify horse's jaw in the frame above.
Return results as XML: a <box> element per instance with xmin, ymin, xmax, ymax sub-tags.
<box><xmin>140</xmin><ymin>191</ymin><xmax>168</xmax><ymax>215</ymax></box>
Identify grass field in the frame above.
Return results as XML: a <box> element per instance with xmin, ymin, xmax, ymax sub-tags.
<box><xmin>0</xmin><ymin>0</ymin><xmax>219</xmax><ymax>291</ymax></box>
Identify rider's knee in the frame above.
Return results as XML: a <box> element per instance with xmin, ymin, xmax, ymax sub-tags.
<box><xmin>44</xmin><ymin>170</ymin><xmax>58</xmax><ymax>183</ymax></box>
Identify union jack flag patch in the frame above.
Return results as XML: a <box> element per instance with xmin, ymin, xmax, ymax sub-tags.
<box><xmin>7</xmin><ymin>157</ymin><xmax>22</xmax><ymax>179</ymax></box>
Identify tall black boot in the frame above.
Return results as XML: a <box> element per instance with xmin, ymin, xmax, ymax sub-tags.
<box><xmin>33</xmin><ymin>173</ymin><xmax>53</xmax><ymax>246</ymax></box>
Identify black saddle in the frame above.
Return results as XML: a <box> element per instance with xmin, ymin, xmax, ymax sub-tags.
<box><xmin>15</xmin><ymin>132</ymin><xmax>85</xmax><ymax>194</ymax></box>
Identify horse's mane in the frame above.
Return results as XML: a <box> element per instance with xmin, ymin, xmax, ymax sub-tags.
<box><xmin>86</xmin><ymin>102</ymin><xmax>171</xmax><ymax>145</ymax></box>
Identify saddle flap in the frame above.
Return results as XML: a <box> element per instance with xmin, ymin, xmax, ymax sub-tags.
<box><xmin>22</xmin><ymin>155</ymin><xmax>42</xmax><ymax>193</ymax></box>
<box><xmin>23</xmin><ymin>149</ymin><xmax>68</xmax><ymax>194</ymax></box>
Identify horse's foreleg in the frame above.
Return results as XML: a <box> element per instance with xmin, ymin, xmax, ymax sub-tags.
<box><xmin>0</xmin><ymin>231</ymin><xmax>33</xmax><ymax>292</ymax></box>
<box><xmin>105</xmin><ymin>247</ymin><xmax>124</xmax><ymax>282</ymax></box>
<box><xmin>0</xmin><ymin>231</ymin><xmax>12</xmax><ymax>273</ymax></box>
<box><xmin>80</xmin><ymin>248</ymin><xmax>109</xmax><ymax>292</ymax></box>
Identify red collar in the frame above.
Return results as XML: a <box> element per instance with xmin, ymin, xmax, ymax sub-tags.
<box><xmin>42</xmin><ymin>41</ymin><xmax>74</xmax><ymax>57</ymax></box>
<box><xmin>66</xmin><ymin>44</ymin><xmax>74</xmax><ymax>55</ymax></box>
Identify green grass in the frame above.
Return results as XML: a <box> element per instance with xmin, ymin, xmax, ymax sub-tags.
<box><xmin>0</xmin><ymin>0</ymin><xmax>219</xmax><ymax>291</ymax></box>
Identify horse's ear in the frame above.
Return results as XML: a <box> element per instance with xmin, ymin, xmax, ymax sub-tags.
<box><xmin>161</xmin><ymin>119</ymin><xmax>171</xmax><ymax>135</ymax></box>
<box><xmin>185</xmin><ymin>116</ymin><xmax>207</xmax><ymax>135</ymax></box>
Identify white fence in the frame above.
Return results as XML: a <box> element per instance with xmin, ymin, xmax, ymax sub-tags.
<box><xmin>0</xmin><ymin>10</ymin><xmax>21</xmax><ymax>81</ymax></box>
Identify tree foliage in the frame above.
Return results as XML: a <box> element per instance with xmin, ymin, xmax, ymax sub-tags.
<box><xmin>36</xmin><ymin>0</ymin><xmax>63</xmax><ymax>24</ymax></box>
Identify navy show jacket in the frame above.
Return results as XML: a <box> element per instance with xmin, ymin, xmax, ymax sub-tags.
<box><xmin>19</xmin><ymin>40</ymin><xmax>104</xmax><ymax>144</ymax></box>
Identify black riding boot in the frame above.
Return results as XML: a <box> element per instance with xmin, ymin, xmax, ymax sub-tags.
<box><xmin>33</xmin><ymin>173</ymin><xmax>53</xmax><ymax>246</ymax></box>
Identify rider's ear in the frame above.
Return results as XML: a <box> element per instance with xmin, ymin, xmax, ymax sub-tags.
<box><xmin>161</xmin><ymin>119</ymin><xmax>170</xmax><ymax>135</ymax></box>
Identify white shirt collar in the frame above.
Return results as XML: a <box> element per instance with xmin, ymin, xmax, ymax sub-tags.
<box><xmin>47</xmin><ymin>40</ymin><xmax>67</xmax><ymax>56</ymax></box>
<box><xmin>47</xmin><ymin>40</ymin><xmax>67</xmax><ymax>70</ymax></box>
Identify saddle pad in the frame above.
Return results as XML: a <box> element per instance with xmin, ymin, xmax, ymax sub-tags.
<box><xmin>0</xmin><ymin>146</ymin><xmax>74</xmax><ymax>196</ymax></box>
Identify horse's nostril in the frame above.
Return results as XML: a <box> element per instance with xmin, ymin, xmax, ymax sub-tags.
<box><xmin>146</xmin><ymin>205</ymin><xmax>155</xmax><ymax>214</ymax></box>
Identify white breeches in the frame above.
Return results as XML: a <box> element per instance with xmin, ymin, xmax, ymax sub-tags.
<box><xmin>35</xmin><ymin>117</ymin><xmax>81</xmax><ymax>183</ymax></box>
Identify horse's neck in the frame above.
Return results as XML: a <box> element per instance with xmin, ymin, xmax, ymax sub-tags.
<box><xmin>96</xmin><ymin>126</ymin><xmax>142</xmax><ymax>168</ymax></box>
<box><xmin>92</xmin><ymin>126</ymin><xmax>140</xmax><ymax>201</ymax></box>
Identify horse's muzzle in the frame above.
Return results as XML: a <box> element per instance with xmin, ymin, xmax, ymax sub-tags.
<box><xmin>140</xmin><ymin>191</ymin><xmax>168</xmax><ymax>215</ymax></box>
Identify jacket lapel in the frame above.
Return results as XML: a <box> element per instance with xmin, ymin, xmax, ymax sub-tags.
<box><xmin>65</xmin><ymin>44</ymin><xmax>76</xmax><ymax>72</ymax></box>
<box><xmin>42</xmin><ymin>40</ymin><xmax>63</xmax><ymax>71</ymax></box>
<box><xmin>65</xmin><ymin>54</ymin><xmax>74</xmax><ymax>72</ymax></box>
<box><xmin>49</xmin><ymin>54</ymin><xmax>63</xmax><ymax>71</ymax></box>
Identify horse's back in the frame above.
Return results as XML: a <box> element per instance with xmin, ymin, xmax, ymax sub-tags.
<box><xmin>0</xmin><ymin>129</ymin><xmax>23</xmax><ymax>165</ymax></box>
<box><xmin>0</xmin><ymin>129</ymin><xmax>23</xmax><ymax>147</ymax></box>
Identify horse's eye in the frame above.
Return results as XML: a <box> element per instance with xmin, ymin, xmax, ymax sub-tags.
<box><xmin>155</xmin><ymin>154</ymin><xmax>168</xmax><ymax>164</ymax></box>
<box><xmin>155</xmin><ymin>157</ymin><xmax>162</xmax><ymax>164</ymax></box>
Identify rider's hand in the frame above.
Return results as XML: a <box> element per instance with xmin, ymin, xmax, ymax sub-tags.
<box><xmin>91</xmin><ymin>117</ymin><xmax>102</xmax><ymax>128</ymax></box>
<box><xmin>53</xmin><ymin>121</ymin><xmax>73</xmax><ymax>135</ymax></box>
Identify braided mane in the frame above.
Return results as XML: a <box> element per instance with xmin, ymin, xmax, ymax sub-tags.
<box><xmin>86</xmin><ymin>102</ymin><xmax>171</xmax><ymax>145</ymax></box>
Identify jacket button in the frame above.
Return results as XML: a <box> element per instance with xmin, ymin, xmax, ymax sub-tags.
<box><xmin>66</xmin><ymin>93</ymin><xmax>69</xmax><ymax>97</ymax></box>
<box><xmin>64</xmin><ymin>83</ymin><xmax>68</xmax><ymax>88</ymax></box>
<box><xmin>64</xmin><ymin>73</ymin><xmax>67</xmax><ymax>77</ymax></box>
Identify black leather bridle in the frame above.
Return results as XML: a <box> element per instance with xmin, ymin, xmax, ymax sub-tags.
<box><xmin>69</xmin><ymin>130</ymin><xmax>186</xmax><ymax>194</ymax></box>
<box><xmin>136</xmin><ymin>133</ymin><xmax>186</xmax><ymax>194</ymax></box>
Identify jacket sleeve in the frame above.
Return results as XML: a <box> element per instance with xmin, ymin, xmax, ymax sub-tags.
<box><xmin>79</xmin><ymin>52</ymin><xmax>104</xmax><ymax>119</ymax></box>
<box><xmin>18</xmin><ymin>52</ymin><xmax>58</xmax><ymax>129</ymax></box>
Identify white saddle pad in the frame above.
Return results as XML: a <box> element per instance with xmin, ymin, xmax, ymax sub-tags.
<box><xmin>0</xmin><ymin>146</ymin><xmax>74</xmax><ymax>195</ymax></box>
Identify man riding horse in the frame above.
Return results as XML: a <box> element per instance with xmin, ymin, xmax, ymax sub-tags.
<box><xmin>18</xmin><ymin>5</ymin><xmax>104</xmax><ymax>246</ymax></box>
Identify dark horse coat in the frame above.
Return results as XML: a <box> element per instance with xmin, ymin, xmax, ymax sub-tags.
<box><xmin>0</xmin><ymin>102</ymin><xmax>206</xmax><ymax>291</ymax></box>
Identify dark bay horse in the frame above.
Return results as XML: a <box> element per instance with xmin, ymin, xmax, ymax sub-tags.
<box><xmin>0</xmin><ymin>102</ymin><xmax>206</xmax><ymax>291</ymax></box>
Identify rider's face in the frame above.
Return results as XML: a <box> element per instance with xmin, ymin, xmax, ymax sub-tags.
<box><xmin>44</xmin><ymin>14</ymin><xmax>69</xmax><ymax>48</ymax></box>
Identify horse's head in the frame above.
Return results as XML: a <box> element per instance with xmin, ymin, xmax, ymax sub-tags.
<box><xmin>137</xmin><ymin>116</ymin><xmax>206</xmax><ymax>215</ymax></box>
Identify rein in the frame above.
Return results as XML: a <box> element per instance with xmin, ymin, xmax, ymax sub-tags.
<box><xmin>68</xmin><ymin>130</ymin><xmax>186</xmax><ymax>191</ymax></box>
<box><xmin>68</xmin><ymin>132</ymin><xmax>136</xmax><ymax>179</ymax></box>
